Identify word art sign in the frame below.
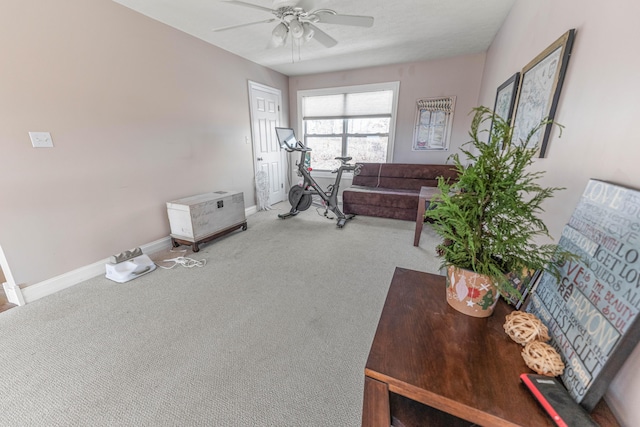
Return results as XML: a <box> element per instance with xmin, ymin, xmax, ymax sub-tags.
<box><xmin>526</xmin><ymin>179</ymin><xmax>640</xmax><ymax>411</ymax></box>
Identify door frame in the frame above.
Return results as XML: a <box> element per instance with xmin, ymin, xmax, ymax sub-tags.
<box><xmin>248</xmin><ymin>80</ymin><xmax>287</xmax><ymax>205</ymax></box>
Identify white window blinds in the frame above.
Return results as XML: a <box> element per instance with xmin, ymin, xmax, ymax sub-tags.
<box><xmin>303</xmin><ymin>90</ymin><xmax>394</xmax><ymax>119</ymax></box>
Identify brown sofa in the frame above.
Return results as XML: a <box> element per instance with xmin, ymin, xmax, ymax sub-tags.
<box><xmin>342</xmin><ymin>163</ymin><xmax>458</xmax><ymax>221</ymax></box>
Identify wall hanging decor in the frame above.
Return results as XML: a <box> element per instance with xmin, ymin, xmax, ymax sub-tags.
<box><xmin>525</xmin><ymin>179</ymin><xmax>640</xmax><ymax>411</ymax></box>
<box><xmin>511</xmin><ymin>29</ymin><xmax>576</xmax><ymax>157</ymax></box>
<box><xmin>412</xmin><ymin>96</ymin><xmax>455</xmax><ymax>151</ymax></box>
<box><xmin>490</xmin><ymin>72</ymin><xmax>519</xmax><ymax>140</ymax></box>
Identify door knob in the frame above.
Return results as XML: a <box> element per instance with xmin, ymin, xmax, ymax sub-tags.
<box><xmin>257</xmin><ymin>157</ymin><xmax>264</xmax><ymax>161</ymax></box>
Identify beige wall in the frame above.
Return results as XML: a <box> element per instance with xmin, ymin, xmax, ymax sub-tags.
<box><xmin>0</xmin><ymin>0</ymin><xmax>288</xmax><ymax>286</ymax></box>
<box><xmin>478</xmin><ymin>1</ymin><xmax>640</xmax><ymax>424</ymax></box>
<box><xmin>288</xmin><ymin>53</ymin><xmax>486</xmax><ymax>165</ymax></box>
<box><xmin>4</xmin><ymin>0</ymin><xmax>638</xmax><ymax>422</ymax></box>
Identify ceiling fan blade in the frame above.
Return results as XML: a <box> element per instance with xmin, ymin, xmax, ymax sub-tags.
<box><xmin>213</xmin><ymin>18</ymin><xmax>276</xmax><ymax>32</ymax></box>
<box><xmin>306</xmin><ymin>23</ymin><xmax>337</xmax><ymax>48</ymax></box>
<box><xmin>315</xmin><ymin>13</ymin><xmax>374</xmax><ymax>27</ymax></box>
<box><xmin>222</xmin><ymin>0</ymin><xmax>274</xmax><ymax>14</ymax></box>
<box><xmin>296</xmin><ymin>0</ymin><xmax>317</xmax><ymax>12</ymax></box>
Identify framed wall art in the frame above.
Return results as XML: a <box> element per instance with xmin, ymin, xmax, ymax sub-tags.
<box><xmin>525</xmin><ymin>179</ymin><xmax>640</xmax><ymax>411</ymax></box>
<box><xmin>503</xmin><ymin>268</ymin><xmax>541</xmax><ymax>309</ymax></box>
<box><xmin>493</xmin><ymin>73</ymin><xmax>520</xmax><ymax>122</ymax></box>
<box><xmin>490</xmin><ymin>72</ymin><xmax>519</xmax><ymax>141</ymax></box>
<box><xmin>511</xmin><ymin>29</ymin><xmax>576</xmax><ymax>157</ymax></box>
<box><xmin>412</xmin><ymin>96</ymin><xmax>456</xmax><ymax>151</ymax></box>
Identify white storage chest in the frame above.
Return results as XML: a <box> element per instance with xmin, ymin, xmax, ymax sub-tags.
<box><xmin>166</xmin><ymin>190</ymin><xmax>247</xmax><ymax>251</ymax></box>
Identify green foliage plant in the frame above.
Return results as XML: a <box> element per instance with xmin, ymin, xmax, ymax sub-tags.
<box><xmin>426</xmin><ymin>106</ymin><xmax>572</xmax><ymax>298</ymax></box>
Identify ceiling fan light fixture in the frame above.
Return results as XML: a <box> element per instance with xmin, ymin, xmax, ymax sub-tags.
<box><xmin>289</xmin><ymin>18</ymin><xmax>304</xmax><ymax>39</ymax></box>
<box><xmin>222</xmin><ymin>1</ymin><xmax>374</xmax><ymax>51</ymax></box>
<box><xmin>270</xmin><ymin>22</ymin><xmax>289</xmax><ymax>47</ymax></box>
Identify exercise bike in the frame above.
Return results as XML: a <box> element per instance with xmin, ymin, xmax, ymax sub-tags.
<box><xmin>275</xmin><ymin>127</ymin><xmax>361</xmax><ymax>228</ymax></box>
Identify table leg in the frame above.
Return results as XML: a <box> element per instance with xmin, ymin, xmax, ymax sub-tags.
<box><xmin>413</xmin><ymin>195</ymin><xmax>427</xmax><ymax>246</ymax></box>
<box><xmin>362</xmin><ymin>376</ymin><xmax>391</xmax><ymax>427</ymax></box>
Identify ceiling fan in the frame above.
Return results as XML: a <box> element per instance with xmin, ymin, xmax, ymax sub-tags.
<box><xmin>213</xmin><ymin>0</ymin><xmax>374</xmax><ymax>49</ymax></box>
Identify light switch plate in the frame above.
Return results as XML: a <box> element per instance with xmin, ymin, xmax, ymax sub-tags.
<box><xmin>29</xmin><ymin>132</ymin><xmax>54</xmax><ymax>148</ymax></box>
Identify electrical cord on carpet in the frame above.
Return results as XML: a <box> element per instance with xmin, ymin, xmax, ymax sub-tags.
<box><xmin>311</xmin><ymin>195</ymin><xmax>335</xmax><ymax>220</ymax></box>
<box><xmin>157</xmin><ymin>254</ymin><xmax>207</xmax><ymax>269</ymax></box>
<box><xmin>316</xmin><ymin>206</ymin><xmax>335</xmax><ymax>220</ymax></box>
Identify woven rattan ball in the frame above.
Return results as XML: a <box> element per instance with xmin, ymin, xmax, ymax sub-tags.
<box><xmin>503</xmin><ymin>311</ymin><xmax>550</xmax><ymax>346</ymax></box>
<box><xmin>522</xmin><ymin>341</ymin><xmax>565</xmax><ymax>376</ymax></box>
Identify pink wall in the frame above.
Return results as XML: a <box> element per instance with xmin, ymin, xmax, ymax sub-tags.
<box><xmin>288</xmin><ymin>54</ymin><xmax>486</xmax><ymax>165</ymax></box>
<box><xmin>4</xmin><ymin>0</ymin><xmax>637</xmax><ymax>421</ymax></box>
<box><xmin>0</xmin><ymin>0</ymin><xmax>288</xmax><ymax>286</ymax></box>
<box><xmin>478</xmin><ymin>1</ymin><xmax>640</xmax><ymax>424</ymax></box>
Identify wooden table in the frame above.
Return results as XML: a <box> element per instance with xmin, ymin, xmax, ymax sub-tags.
<box><xmin>413</xmin><ymin>186</ymin><xmax>440</xmax><ymax>246</ymax></box>
<box><xmin>362</xmin><ymin>268</ymin><xmax>619</xmax><ymax>427</ymax></box>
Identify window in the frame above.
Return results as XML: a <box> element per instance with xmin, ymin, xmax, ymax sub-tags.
<box><xmin>412</xmin><ymin>96</ymin><xmax>456</xmax><ymax>151</ymax></box>
<box><xmin>298</xmin><ymin>82</ymin><xmax>399</xmax><ymax>171</ymax></box>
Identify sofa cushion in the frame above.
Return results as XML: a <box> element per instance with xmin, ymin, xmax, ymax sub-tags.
<box><xmin>352</xmin><ymin>163</ymin><xmax>457</xmax><ymax>191</ymax></box>
<box><xmin>341</xmin><ymin>203</ymin><xmax>417</xmax><ymax>221</ymax></box>
<box><xmin>342</xmin><ymin>186</ymin><xmax>419</xmax><ymax>210</ymax></box>
<box><xmin>342</xmin><ymin>186</ymin><xmax>420</xmax><ymax>221</ymax></box>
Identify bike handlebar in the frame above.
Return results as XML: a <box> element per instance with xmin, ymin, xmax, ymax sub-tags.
<box><xmin>284</xmin><ymin>141</ymin><xmax>311</xmax><ymax>153</ymax></box>
<box><xmin>286</xmin><ymin>142</ymin><xmax>361</xmax><ymax>175</ymax></box>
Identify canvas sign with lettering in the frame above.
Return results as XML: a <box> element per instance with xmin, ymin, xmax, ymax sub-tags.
<box><xmin>526</xmin><ymin>179</ymin><xmax>640</xmax><ymax>411</ymax></box>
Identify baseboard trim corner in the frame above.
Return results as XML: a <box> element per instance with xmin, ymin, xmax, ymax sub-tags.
<box><xmin>246</xmin><ymin>205</ymin><xmax>258</xmax><ymax>216</ymax></box>
<box><xmin>3</xmin><ymin>282</ymin><xmax>25</xmax><ymax>306</ymax></box>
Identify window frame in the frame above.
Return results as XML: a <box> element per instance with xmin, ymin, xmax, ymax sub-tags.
<box><xmin>297</xmin><ymin>82</ymin><xmax>400</xmax><ymax>175</ymax></box>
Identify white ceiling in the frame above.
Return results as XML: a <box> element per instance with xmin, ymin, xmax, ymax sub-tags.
<box><xmin>112</xmin><ymin>0</ymin><xmax>516</xmax><ymax>76</ymax></box>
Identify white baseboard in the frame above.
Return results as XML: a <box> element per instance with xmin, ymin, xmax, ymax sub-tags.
<box><xmin>245</xmin><ymin>205</ymin><xmax>258</xmax><ymax>216</ymax></box>
<box><xmin>3</xmin><ymin>282</ymin><xmax>25</xmax><ymax>306</ymax></box>
<box><xmin>15</xmin><ymin>205</ymin><xmax>258</xmax><ymax>306</ymax></box>
<box><xmin>21</xmin><ymin>236</ymin><xmax>172</xmax><ymax>304</ymax></box>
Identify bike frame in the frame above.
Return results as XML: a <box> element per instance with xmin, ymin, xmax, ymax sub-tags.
<box><xmin>279</xmin><ymin>142</ymin><xmax>360</xmax><ymax>227</ymax></box>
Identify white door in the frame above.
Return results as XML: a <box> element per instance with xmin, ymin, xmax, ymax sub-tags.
<box><xmin>249</xmin><ymin>81</ymin><xmax>286</xmax><ymax>206</ymax></box>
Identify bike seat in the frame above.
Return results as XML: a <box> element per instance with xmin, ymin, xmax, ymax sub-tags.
<box><xmin>335</xmin><ymin>156</ymin><xmax>352</xmax><ymax>163</ymax></box>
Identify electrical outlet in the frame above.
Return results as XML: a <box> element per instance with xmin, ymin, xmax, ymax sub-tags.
<box><xmin>29</xmin><ymin>132</ymin><xmax>54</xmax><ymax>148</ymax></box>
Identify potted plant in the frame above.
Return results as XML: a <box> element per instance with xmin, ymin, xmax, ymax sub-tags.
<box><xmin>425</xmin><ymin>106</ymin><xmax>572</xmax><ymax>317</ymax></box>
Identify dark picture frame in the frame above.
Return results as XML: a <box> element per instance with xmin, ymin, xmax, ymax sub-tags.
<box><xmin>511</xmin><ymin>29</ymin><xmax>576</xmax><ymax>157</ymax></box>
<box><xmin>502</xmin><ymin>268</ymin><xmax>541</xmax><ymax>309</ymax></box>
<box><xmin>490</xmin><ymin>72</ymin><xmax>520</xmax><ymax>138</ymax></box>
<box><xmin>525</xmin><ymin>179</ymin><xmax>640</xmax><ymax>411</ymax></box>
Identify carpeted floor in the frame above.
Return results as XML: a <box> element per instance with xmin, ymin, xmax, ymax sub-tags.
<box><xmin>0</xmin><ymin>205</ymin><xmax>442</xmax><ymax>426</ymax></box>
